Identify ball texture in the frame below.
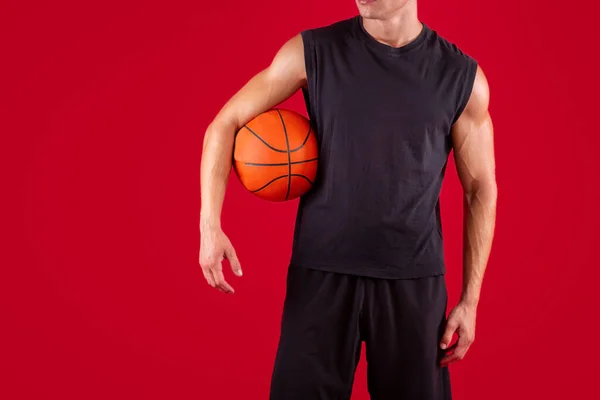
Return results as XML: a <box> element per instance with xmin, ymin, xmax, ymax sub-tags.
<box><xmin>233</xmin><ymin>109</ymin><xmax>318</xmax><ymax>201</ymax></box>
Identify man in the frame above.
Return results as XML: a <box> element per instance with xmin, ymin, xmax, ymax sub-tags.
<box><xmin>199</xmin><ymin>0</ymin><xmax>497</xmax><ymax>398</ymax></box>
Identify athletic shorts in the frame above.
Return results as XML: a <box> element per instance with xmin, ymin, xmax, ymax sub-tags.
<box><xmin>269</xmin><ymin>263</ymin><xmax>451</xmax><ymax>400</ymax></box>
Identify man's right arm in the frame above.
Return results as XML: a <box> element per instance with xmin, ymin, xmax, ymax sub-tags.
<box><xmin>199</xmin><ymin>34</ymin><xmax>307</xmax><ymax>294</ymax></box>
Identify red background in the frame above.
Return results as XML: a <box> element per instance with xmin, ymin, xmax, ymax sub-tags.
<box><xmin>2</xmin><ymin>1</ymin><xmax>599</xmax><ymax>399</ymax></box>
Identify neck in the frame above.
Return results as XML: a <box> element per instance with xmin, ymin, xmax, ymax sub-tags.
<box><xmin>361</xmin><ymin>2</ymin><xmax>421</xmax><ymax>48</ymax></box>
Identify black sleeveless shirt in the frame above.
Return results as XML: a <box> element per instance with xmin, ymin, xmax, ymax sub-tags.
<box><xmin>290</xmin><ymin>16</ymin><xmax>478</xmax><ymax>279</ymax></box>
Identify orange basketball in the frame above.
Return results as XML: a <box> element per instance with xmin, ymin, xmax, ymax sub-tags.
<box><xmin>233</xmin><ymin>108</ymin><xmax>318</xmax><ymax>201</ymax></box>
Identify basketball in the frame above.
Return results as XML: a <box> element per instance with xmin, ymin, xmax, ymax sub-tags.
<box><xmin>233</xmin><ymin>108</ymin><xmax>318</xmax><ymax>201</ymax></box>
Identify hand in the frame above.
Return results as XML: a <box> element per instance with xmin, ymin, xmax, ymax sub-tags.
<box><xmin>439</xmin><ymin>301</ymin><xmax>477</xmax><ymax>366</ymax></box>
<box><xmin>199</xmin><ymin>223</ymin><xmax>242</xmax><ymax>294</ymax></box>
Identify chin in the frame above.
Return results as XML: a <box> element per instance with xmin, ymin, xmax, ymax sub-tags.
<box><xmin>357</xmin><ymin>6</ymin><xmax>379</xmax><ymax>19</ymax></box>
<box><xmin>356</xmin><ymin>3</ymin><xmax>383</xmax><ymax>19</ymax></box>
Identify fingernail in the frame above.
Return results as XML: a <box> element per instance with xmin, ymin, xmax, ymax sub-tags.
<box><xmin>238</xmin><ymin>270</ymin><xmax>243</xmax><ymax>276</ymax></box>
<box><xmin>440</xmin><ymin>343</ymin><xmax>447</xmax><ymax>349</ymax></box>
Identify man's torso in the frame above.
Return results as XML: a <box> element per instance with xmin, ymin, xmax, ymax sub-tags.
<box><xmin>290</xmin><ymin>16</ymin><xmax>477</xmax><ymax>279</ymax></box>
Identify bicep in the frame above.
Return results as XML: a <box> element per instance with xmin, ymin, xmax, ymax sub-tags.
<box><xmin>213</xmin><ymin>34</ymin><xmax>307</xmax><ymax>130</ymax></box>
<box><xmin>451</xmin><ymin>66</ymin><xmax>496</xmax><ymax>193</ymax></box>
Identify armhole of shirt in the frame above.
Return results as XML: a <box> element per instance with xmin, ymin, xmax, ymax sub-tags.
<box><xmin>452</xmin><ymin>57</ymin><xmax>478</xmax><ymax>125</ymax></box>
<box><xmin>300</xmin><ymin>29</ymin><xmax>318</xmax><ymax>120</ymax></box>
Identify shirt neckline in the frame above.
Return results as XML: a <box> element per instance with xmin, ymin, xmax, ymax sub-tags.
<box><xmin>354</xmin><ymin>15</ymin><xmax>429</xmax><ymax>56</ymax></box>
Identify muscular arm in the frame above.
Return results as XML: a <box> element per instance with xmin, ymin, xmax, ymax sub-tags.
<box><xmin>201</xmin><ymin>34</ymin><xmax>307</xmax><ymax>227</ymax></box>
<box><xmin>440</xmin><ymin>66</ymin><xmax>497</xmax><ymax>364</ymax></box>
<box><xmin>199</xmin><ymin>34</ymin><xmax>306</xmax><ymax>293</ymax></box>
<box><xmin>452</xmin><ymin>66</ymin><xmax>497</xmax><ymax>307</ymax></box>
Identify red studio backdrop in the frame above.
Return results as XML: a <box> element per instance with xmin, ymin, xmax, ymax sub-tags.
<box><xmin>2</xmin><ymin>1</ymin><xmax>599</xmax><ymax>399</ymax></box>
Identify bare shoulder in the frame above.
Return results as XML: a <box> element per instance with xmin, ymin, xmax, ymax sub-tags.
<box><xmin>462</xmin><ymin>66</ymin><xmax>490</xmax><ymax>120</ymax></box>
<box><xmin>268</xmin><ymin>33</ymin><xmax>307</xmax><ymax>85</ymax></box>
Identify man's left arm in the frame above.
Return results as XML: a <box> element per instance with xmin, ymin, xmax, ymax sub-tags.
<box><xmin>440</xmin><ymin>66</ymin><xmax>498</xmax><ymax>366</ymax></box>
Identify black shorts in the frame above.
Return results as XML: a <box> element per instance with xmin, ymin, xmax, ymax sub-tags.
<box><xmin>269</xmin><ymin>264</ymin><xmax>451</xmax><ymax>400</ymax></box>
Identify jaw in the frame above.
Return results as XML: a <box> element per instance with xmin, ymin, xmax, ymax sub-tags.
<box><xmin>357</xmin><ymin>4</ymin><xmax>383</xmax><ymax>19</ymax></box>
<box><xmin>357</xmin><ymin>0</ymin><xmax>414</xmax><ymax>20</ymax></box>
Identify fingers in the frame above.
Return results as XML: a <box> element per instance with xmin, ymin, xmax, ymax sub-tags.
<box><xmin>199</xmin><ymin>229</ymin><xmax>240</xmax><ymax>293</ymax></box>
<box><xmin>440</xmin><ymin>320</ymin><xmax>458</xmax><ymax>350</ymax></box>
<box><xmin>200</xmin><ymin>257</ymin><xmax>234</xmax><ymax>294</ymax></box>
<box><xmin>224</xmin><ymin>246</ymin><xmax>243</xmax><ymax>277</ymax></box>
<box><xmin>211</xmin><ymin>268</ymin><xmax>235</xmax><ymax>294</ymax></box>
<box><xmin>201</xmin><ymin>267</ymin><xmax>217</xmax><ymax>288</ymax></box>
<box><xmin>440</xmin><ymin>333</ymin><xmax>474</xmax><ymax>367</ymax></box>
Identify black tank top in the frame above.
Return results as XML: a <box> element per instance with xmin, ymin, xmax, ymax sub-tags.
<box><xmin>290</xmin><ymin>16</ymin><xmax>478</xmax><ymax>279</ymax></box>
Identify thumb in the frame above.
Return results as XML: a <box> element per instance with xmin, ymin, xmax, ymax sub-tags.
<box><xmin>225</xmin><ymin>246</ymin><xmax>242</xmax><ymax>277</ymax></box>
<box><xmin>440</xmin><ymin>321</ymin><xmax>457</xmax><ymax>350</ymax></box>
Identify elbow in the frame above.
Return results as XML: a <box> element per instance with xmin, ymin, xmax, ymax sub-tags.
<box><xmin>203</xmin><ymin>118</ymin><xmax>238</xmax><ymax>152</ymax></box>
<box><xmin>464</xmin><ymin>179</ymin><xmax>497</xmax><ymax>208</ymax></box>
<box><xmin>202</xmin><ymin>124</ymin><xmax>212</xmax><ymax>151</ymax></box>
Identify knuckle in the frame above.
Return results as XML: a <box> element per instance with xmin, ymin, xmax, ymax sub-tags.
<box><xmin>201</xmin><ymin>265</ymin><xmax>213</xmax><ymax>274</ymax></box>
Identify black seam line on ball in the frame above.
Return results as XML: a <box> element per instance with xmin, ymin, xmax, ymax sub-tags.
<box><xmin>242</xmin><ymin>125</ymin><xmax>287</xmax><ymax>153</ymax></box>
<box><xmin>251</xmin><ymin>175</ymin><xmax>287</xmax><ymax>193</ymax></box>
<box><xmin>250</xmin><ymin>174</ymin><xmax>313</xmax><ymax>193</ymax></box>
<box><xmin>291</xmin><ymin>174</ymin><xmax>313</xmax><ymax>185</ymax></box>
<box><xmin>243</xmin><ymin>157</ymin><xmax>319</xmax><ymax>167</ymax></box>
<box><xmin>289</xmin><ymin>124</ymin><xmax>313</xmax><ymax>152</ymax></box>
<box><xmin>276</xmin><ymin>109</ymin><xmax>292</xmax><ymax>201</ymax></box>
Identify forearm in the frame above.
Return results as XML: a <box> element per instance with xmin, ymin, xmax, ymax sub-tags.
<box><xmin>460</xmin><ymin>183</ymin><xmax>497</xmax><ymax>307</ymax></box>
<box><xmin>200</xmin><ymin>120</ymin><xmax>237</xmax><ymax>229</ymax></box>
